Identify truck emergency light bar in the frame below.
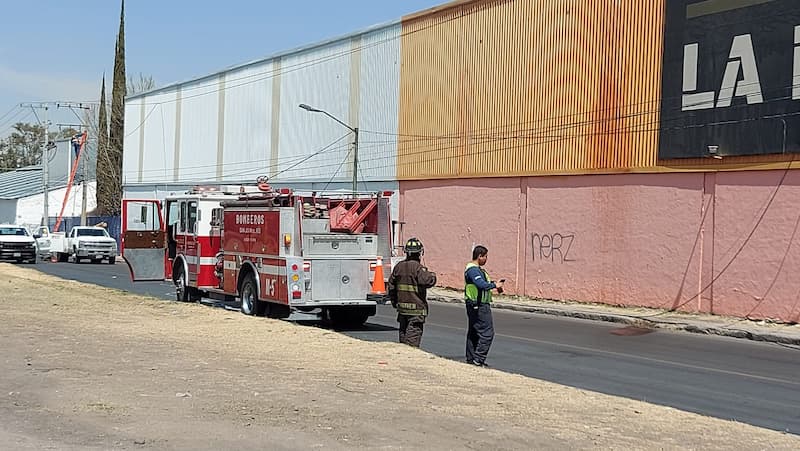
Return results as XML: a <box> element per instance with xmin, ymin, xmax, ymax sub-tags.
<box><xmin>189</xmin><ymin>185</ymin><xmax>282</xmax><ymax>195</ymax></box>
<box><xmin>188</xmin><ymin>184</ymin><xmax>393</xmax><ymax>198</ymax></box>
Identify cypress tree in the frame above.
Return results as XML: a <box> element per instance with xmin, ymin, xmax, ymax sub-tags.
<box><xmin>103</xmin><ymin>0</ymin><xmax>126</xmax><ymax>214</ymax></box>
<box><xmin>96</xmin><ymin>76</ymin><xmax>110</xmax><ymax>209</ymax></box>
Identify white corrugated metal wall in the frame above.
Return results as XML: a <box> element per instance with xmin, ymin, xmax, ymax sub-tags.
<box><xmin>123</xmin><ymin>22</ymin><xmax>401</xmax><ymax>190</ymax></box>
<box><xmin>223</xmin><ymin>63</ymin><xmax>274</xmax><ymax>183</ymax></box>
<box><xmin>277</xmin><ymin>40</ymin><xmax>353</xmax><ymax>182</ymax></box>
<box><xmin>178</xmin><ymin>78</ymin><xmax>220</xmax><ymax>183</ymax></box>
<box><xmin>358</xmin><ymin>26</ymin><xmax>401</xmax><ymax>181</ymax></box>
<box><xmin>140</xmin><ymin>89</ymin><xmax>177</xmax><ymax>184</ymax></box>
<box><xmin>122</xmin><ymin>97</ymin><xmax>142</xmax><ymax>186</ymax></box>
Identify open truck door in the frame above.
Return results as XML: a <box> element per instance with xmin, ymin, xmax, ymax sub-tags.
<box><xmin>122</xmin><ymin>199</ymin><xmax>166</xmax><ymax>281</ymax></box>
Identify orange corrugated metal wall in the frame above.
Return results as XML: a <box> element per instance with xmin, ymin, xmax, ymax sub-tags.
<box><xmin>397</xmin><ymin>0</ymin><xmax>666</xmax><ymax>179</ymax></box>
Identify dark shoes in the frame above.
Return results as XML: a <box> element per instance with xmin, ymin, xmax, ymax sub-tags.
<box><xmin>466</xmin><ymin>360</ymin><xmax>489</xmax><ymax>368</ymax></box>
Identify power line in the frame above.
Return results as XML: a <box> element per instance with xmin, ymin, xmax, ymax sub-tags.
<box><xmin>121</xmin><ymin>141</ymin><xmax>353</xmax><ymax>178</ymax></box>
<box><xmin>0</xmin><ymin>108</ymin><xmax>32</xmax><ymax>135</ymax></box>
<box><xmin>0</xmin><ymin>105</ymin><xmax>21</xmax><ymax>126</ymax></box>
<box><xmin>322</xmin><ymin>148</ymin><xmax>353</xmax><ymax>192</ymax></box>
<box><xmin>237</xmin><ymin>107</ymin><xmax>800</xmax><ymax>178</ymax></box>
<box><xmin>130</xmin><ymin>133</ymin><xmax>353</xmax><ymax>185</ymax></box>
<box><xmin>120</xmin><ymin>75</ymin><xmax>800</xmax><ymax>179</ymax></box>
<box><xmin>119</xmin><ymin>102</ymin><xmax>800</xmax><ymax>186</ymax></box>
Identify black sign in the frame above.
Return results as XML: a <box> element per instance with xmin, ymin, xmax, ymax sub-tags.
<box><xmin>659</xmin><ymin>0</ymin><xmax>800</xmax><ymax>159</ymax></box>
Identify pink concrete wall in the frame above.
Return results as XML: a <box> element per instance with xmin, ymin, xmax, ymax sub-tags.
<box><xmin>711</xmin><ymin>170</ymin><xmax>800</xmax><ymax>321</ymax></box>
<box><xmin>398</xmin><ymin>178</ymin><xmax>523</xmax><ymax>290</ymax></box>
<box><xmin>400</xmin><ymin>170</ymin><xmax>800</xmax><ymax>322</ymax></box>
<box><xmin>523</xmin><ymin>173</ymin><xmax>706</xmax><ymax>310</ymax></box>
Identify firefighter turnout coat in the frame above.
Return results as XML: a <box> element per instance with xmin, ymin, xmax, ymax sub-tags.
<box><xmin>388</xmin><ymin>259</ymin><xmax>437</xmax><ymax>316</ymax></box>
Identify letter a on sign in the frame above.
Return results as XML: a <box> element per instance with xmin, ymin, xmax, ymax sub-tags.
<box><xmin>717</xmin><ymin>34</ymin><xmax>764</xmax><ymax>108</ymax></box>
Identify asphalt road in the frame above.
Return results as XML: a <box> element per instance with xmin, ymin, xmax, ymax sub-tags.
<box><xmin>31</xmin><ymin>260</ymin><xmax>800</xmax><ymax>435</ymax></box>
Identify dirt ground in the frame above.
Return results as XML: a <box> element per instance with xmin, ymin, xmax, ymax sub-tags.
<box><xmin>1</xmin><ymin>265</ymin><xmax>798</xmax><ymax>450</ymax></box>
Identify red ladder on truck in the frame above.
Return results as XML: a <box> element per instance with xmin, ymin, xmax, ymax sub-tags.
<box><xmin>53</xmin><ymin>132</ymin><xmax>87</xmax><ymax>232</ymax></box>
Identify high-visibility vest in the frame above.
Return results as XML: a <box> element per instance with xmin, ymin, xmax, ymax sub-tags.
<box><xmin>464</xmin><ymin>262</ymin><xmax>492</xmax><ymax>304</ymax></box>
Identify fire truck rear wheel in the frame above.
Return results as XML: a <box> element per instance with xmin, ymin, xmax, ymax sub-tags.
<box><xmin>239</xmin><ymin>275</ymin><xmax>264</xmax><ymax>316</ymax></box>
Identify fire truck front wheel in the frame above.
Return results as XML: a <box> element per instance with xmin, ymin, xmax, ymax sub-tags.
<box><xmin>173</xmin><ymin>265</ymin><xmax>197</xmax><ymax>302</ymax></box>
<box><xmin>239</xmin><ymin>275</ymin><xmax>265</xmax><ymax>316</ymax></box>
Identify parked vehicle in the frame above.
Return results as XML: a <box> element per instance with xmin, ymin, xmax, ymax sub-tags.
<box><xmin>122</xmin><ymin>184</ymin><xmax>394</xmax><ymax>326</ymax></box>
<box><xmin>31</xmin><ymin>226</ymin><xmax>52</xmax><ymax>260</ymax></box>
<box><xmin>0</xmin><ymin>224</ymin><xmax>38</xmax><ymax>264</ymax></box>
<box><xmin>50</xmin><ymin>226</ymin><xmax>118</xmax><ymax>264</ymax></box>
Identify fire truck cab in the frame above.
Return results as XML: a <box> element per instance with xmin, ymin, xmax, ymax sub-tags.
<box><xmin>122</xmin><ymin>184</ymin><xmax>394</xmax><ymax>327</ymax></box>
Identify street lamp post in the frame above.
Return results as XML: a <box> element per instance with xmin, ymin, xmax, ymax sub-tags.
<box><xmin>299</xmin><ymin>104</ymin><xmax>359</xmax><ymax>194</ymax></box>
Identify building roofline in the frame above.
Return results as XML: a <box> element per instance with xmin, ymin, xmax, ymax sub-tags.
<box><xmin>401</xmin><ymin>0</ymin><xmax>486</xmax><ymax>21</ymax></box>
<box><xmin>126</xmin><ymin>17</ymin><xmax>401</xmax><ymax>101</ymax></box>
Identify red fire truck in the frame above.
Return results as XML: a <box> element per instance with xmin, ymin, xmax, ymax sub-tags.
<box><xmin>121</xmin><ymin>182</ymin><xmax>394</xmax><ymax>327</ymax></box>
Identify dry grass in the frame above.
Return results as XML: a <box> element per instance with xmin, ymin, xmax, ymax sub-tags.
<box><xmin>1</xmin><ymin>264</ymin><xmax>798</xmax><ymax>450</ymax></box>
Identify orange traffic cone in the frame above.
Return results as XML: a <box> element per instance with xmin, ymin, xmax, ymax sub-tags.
<box><xmin>371</xmin><ymin>256</ymin><xmax>386</xmax><ymax>295</ymax></box>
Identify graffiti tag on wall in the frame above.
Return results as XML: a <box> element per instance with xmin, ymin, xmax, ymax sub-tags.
<box><xmin>531</xmin><ymin>233</ymin><xmax>575</xmax><ymax>263</ymax></box>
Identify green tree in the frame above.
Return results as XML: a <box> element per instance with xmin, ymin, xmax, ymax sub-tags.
<box><xmin>98</xmin><ymin>0</ymin><xmax>126</xmax><ymax>215</ymax></box>
<box><xmin>0</xmin><ymin>123</ymin><xmax>82</xmax><ymax>173</ymax></box>
<box><xmin>98</xmin><ymin>75</ymin><xmax>109</xmax><ymax>161</ymax></box>
<box><xmin>6</xmin><ymin>123</ymin><xmax>44</xmax><ymax>168</ymax></box>
<box><xmin>94</xmin><ymin>76</ymin><xmax>111</xmax><ymax>210</ymax></box>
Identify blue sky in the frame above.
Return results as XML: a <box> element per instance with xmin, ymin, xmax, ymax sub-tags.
<box><xmin>0</xmin><ymin>0</ymin><xmax>445</xmax><ymax>136</ymax></box>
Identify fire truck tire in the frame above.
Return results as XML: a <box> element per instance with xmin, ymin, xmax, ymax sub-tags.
<box><xmin>239</xmin><ymin>275</ymin><xmax>264</xmax><ymax>316</ymax></box>
<box><xmin>57</xmin><ymin>252</ymin><xmax>68</xmax><ymax>263</ymax></box>
<box><xmin>174</xmin><ymin>266</ymin><xmax>191</xmax><ymax>302</ymax></box>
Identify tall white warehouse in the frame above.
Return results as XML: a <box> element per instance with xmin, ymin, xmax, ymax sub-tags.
<box><xmin>123</xmin><ymin>21</ymin><xmax>402</xmax><ymax>202</ymax></box>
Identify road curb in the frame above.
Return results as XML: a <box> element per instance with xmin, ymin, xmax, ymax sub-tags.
<box><xmin>429</xmin><ymin>295</ymin><xmax>800</xmax><ymax>346</ymax></box>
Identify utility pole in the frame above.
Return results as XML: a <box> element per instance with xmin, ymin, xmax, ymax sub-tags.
<box><xmin>43</xmin><ymin>106</ymin><xmax>49</xmax><ymax>228</ymax></box>
<box><xmin>21</xmin><ymin>103</ymin><xmax>51</xmax><ymax>228</ymax></box>
<box><xmin>81</xmin><ymin>139</ymin><xmax>87</xmax><ymax>225</ymax></box>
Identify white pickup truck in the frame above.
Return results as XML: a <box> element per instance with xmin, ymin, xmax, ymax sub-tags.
<box><xmin>0</xmin><ymin>224</ymin><xmax>38</xmax><ymax>264</ymax></box>
<box><xmin>50</xmin><ymin>226</ymin><xmax>118</xmax><ymax>264</ymax></box>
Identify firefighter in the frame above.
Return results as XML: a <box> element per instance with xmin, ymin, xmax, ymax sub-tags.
<box><xmin>464</xmin><ymin>245</ymin><xmax>504</xmax><ymax>367</ymax></box>
<box><xmin>388</xmin><ymin>237</ymin><xmax>437</xmax><ymax>347</ymax></box>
